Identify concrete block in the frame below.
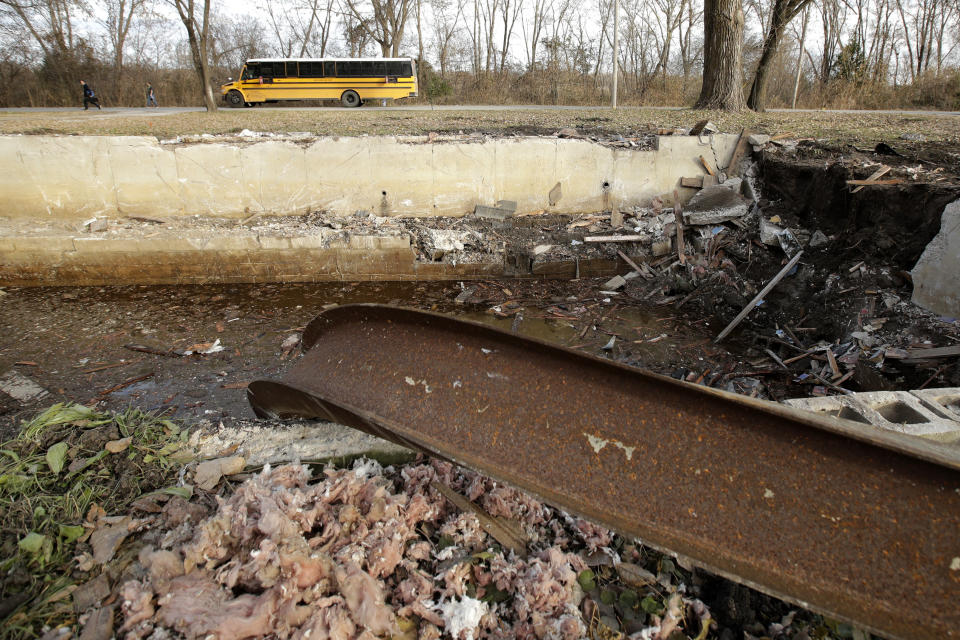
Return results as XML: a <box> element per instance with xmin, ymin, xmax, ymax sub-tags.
<box><xmin>850</xmin><ymin>390</ymin><xmax>959</xmax><ymax>436</ymax></box>
<box><xmin>0</xmin><ymin>370</ymin><xmax>49</xmax><ymax>403</ymax></box>
<box><xmin>683</xmin><ymin>185</ymin><xmax>750</xmax><ymax>226</ymax></box>
<box><xmin>782</xmin><ymin>396</ymin><xmax>877</xmax><ymax>425</ymax></box>
<box><xmin>910</xmin><ymin>387</ymin><xmax>960</xmax><ymax>422</ymax></box>
<box><xmin>603</xmin><ymin>275</ymin><xmax>627</xmax><ymax>290</ymax></box>
<box><xmin>473</xmin><ymin>205</ymin><xmax>513</xmax><ymax>221</ymax></box>
<box><xmin>784</xmin><ymin>390</ymin><xmax>960</xmax><ymax>441</ymax></box>
<box><xmin>377</xmin><ymin>235</ymin><xmax>411</xmax><ymax>249</ymax></box>
<box><xmin>912</xmin><ymin>198</ymin><xmax>960</xmax><ymax>317</ymax></box>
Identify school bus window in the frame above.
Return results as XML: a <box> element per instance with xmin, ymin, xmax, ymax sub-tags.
<box><xmin>221</xmin><ymin>57</ymin><xmax>418</xmax><ymax>107</ymax></box>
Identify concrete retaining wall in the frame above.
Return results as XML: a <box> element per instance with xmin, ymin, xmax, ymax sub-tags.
<box><xmin>0</xmin><ymin>233</ymin><xmax>621</xmax><ymax>286</ymax></box>
<box><xmin>0</xmin><ymin>134</ymin><xmax>738</xmax><ymax>220</ymax></box>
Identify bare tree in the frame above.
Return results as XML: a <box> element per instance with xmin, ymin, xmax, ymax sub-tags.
<box><xmin>895</xmin><ymin>0</ymin><xmax>950</xmax><ymax>78</ymax></box>
<box><xmin>340</xmin><ymin>0</ymin><xmax>413</xmax><ymax>56</ymax></box>
<box><xmin>99</xmin><ymin>0</ymin><xmax>149</xmax><ymax>72</ymax></box>
<box><xmin>0</xmin><ymin>0</ymin><xmax>83</xmax><ymax>57</ymax></box>
<box><xmin>814</xmin><ymin>0</ymin><xmax>846</xmax><ymax>84</ymax></box>
<box><xmin>746</xmin><ymin>0</ymin><xmax>812</xmax><ymax>109</ymax></box>
<box><xmin>496</xmin><ymin>0</ymin><xmax>521</xmax><ymax>71</ymax></box>
<box><xmin>695</xmin><ymin>0</ymin><xmax>747</xmax><ymax>109</ymax></box>
<box><xmin>428</xmin><ymin>0</ymin><xmax>464</xmax><ymax>75</ymax></box>
<box><xmin>169</xmin><ymin>0</ymin><xmax>217</xmax><ymax>110</ymax></box>
<box><xmin>678</xmin><ymin>0</ymin><xmax>703</xmax><ymax>91</ymax></box>
<box><xmin>263</xmin><ymin>0</ymin><xmax>335</xmax><ymax>57</ymax></box>
<box><xmin>522</xmin><ymin>0</ymin><xmax>548</xmax><ymax>68</ymax></box>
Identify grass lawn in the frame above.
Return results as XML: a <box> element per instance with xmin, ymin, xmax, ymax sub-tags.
<box><xmin>0</xmin><ymin>106</ymin><xmax>955</xmax><ymax>146</ymax></box>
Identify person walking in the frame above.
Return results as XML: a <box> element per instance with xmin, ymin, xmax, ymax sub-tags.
<box><xmin>80</xmin><ymin>80</ymin><xmax>101</xmax><ymax>110</ymax></box>
<box><xmin>146</xmin><ymin>82</ymin><xmax>158</xmax><ymax>108</ymax></box>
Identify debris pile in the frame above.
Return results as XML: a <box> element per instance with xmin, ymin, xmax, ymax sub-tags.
<box><xmin>116</xmin><ymin>459</ymin><xmax>724</xmax><ymax>640</ymax></box>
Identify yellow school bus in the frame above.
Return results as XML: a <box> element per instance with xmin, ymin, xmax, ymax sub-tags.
<box><xmin>220</xmin><ymin>57</ymin><xmax>418</xmax><ymax>108</ymax></box>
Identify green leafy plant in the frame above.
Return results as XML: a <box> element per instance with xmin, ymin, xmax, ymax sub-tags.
<box><xmin>0</xmin><ymin>404</ymin><xmax>190</xmax><ymax>638</ymax></box>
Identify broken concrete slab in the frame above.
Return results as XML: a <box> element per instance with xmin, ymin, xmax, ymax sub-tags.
<box><xmin>683</xmin><ymin>185</ymin><xmax>750</xmax><ymax>225</ymax></box>
<box><xmin>680</xmin><ymin>177</ymin><xmax>703</xmax><ymax>188</ymax></box>
<box><xmin>809</xmin><ymin>230</ymin><xmax>830</xmax><ymax>247</ymax></box>
<box><xmin>689</xmin><ymin>120</ymin><xmax>719</xmax><ymax>136</ymax></box>
<box><xmin>604</xmin><ymin>275</ymin><xmax>627</xmax><ymax>290</ymax></box>
<box><xmin>548</xmin><ymin>182</ymin><xmax>563</xmax><ymax>206</ymax></box>
<box><xmin>426</xmin><ymin>229</ymin><xmax>471</xmax><ymax>252</ymax></box>
<box><xmin>0</xmin><ymin>370</ymin><xmax>49</xmax><ymax>403</ymax></box>
<box><xmin>473</xmin><ymin>204</ymin><xmax>514</xmax><ymax>221</ymax></box>
<box><xmin>912</xmin><ymin>198</ymin><xmax>960</xmax><ymax>317</ymax></box>
<box><xmin>602</xmin><ymin>271</ymin><xmax>639</xmax><ymax>291</ymax></box>
<box><xmin>759</xmin><ymin>218</ymin><xmax>785</xmax><ymax>245</ymax></box>
<box><xmin>748</xmin><ymin>133</ymin><xmax>771</xmax><ymax>146</ymax></box>
<box><xmin>190</xmin><ymin>419</ymin><xmax>415</xmax><ymax>468</ymax></box>
<box><xmin>454</xmin><ymin>286</ymin><xmax>477</xmax><ymax>304</ymax></box>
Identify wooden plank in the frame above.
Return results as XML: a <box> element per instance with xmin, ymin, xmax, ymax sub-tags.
<box><xmin>905</xmin><ymin>345</ymin><xmax>960</xmax><ymax>359</ymax></box>
<box><xmin>846</xmin><ymin>178</ymin><xmax>903</xmax><ymax>186</ymax></box>
<box><xmin>715</xmin><ymin>251</ymin><xmax>804</xmax><ymax>343</ymax></box>
<box><xmin>617</xmin><ymin>250</ymin><xmax>654</xmax><ymax>280</ymax></box>
<box><xmin>725</xmin><ymin>128</ymin><xmax>749</xmax><ymax>176</ymax></box>
<box><xmin>700</xmin><ymin>155</ymin><xmax>716</xmax><ymax>176</ymax></box>
<box><xmin>584</xmin><ymin>235</ymin><xmax>646</xmax><ymax>243</ymax></box>
<box><xmin>851</xmin><ymin>165</ymin><xmax>890</xmax><ymax>193</ymax></box>
<box><xmin>674</xmin><ymin>189</ymin><xmax>686</xmax><ymax>265</ymax></box>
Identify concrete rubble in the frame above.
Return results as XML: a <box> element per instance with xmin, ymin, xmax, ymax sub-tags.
<box><xmin>912</xmin><ymin>197</ymin><xmax>960</xmax><ymax>317</ymax></box>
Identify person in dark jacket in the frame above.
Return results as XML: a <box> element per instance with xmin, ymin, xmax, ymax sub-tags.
<box><xmin>80</xmin><ymin>80</ymin><xmax>101</xmax><ymax>110</ymax></box>
<box><xmin>146</xmin><ymin>82</ymin><xmax>158</xmax><ymax>107</ymax></box>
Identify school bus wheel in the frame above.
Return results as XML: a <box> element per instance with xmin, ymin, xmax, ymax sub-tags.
<box><xmin>341</xmin><ymin>90</ymin><xmax>361</xmax><ymax>108</ymax></box>
<box><xmin>227</xmin><ymin>90</ymin><xmax>245</xmax><ymax>108</ymax></box>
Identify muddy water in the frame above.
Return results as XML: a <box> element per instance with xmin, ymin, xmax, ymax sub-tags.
<box><xmin>0</xmin><ymin>281</ymin><xmax>721</xmax><ymax>438</ymax></box>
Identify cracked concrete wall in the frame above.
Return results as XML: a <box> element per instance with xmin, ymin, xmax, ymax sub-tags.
<box><xmin>0</xmin><ymin>134</ymin><xmax>737</xmax><ymax>221</ymax></box>
<box><xmin>912</xmin><ymin>198</ymin><xmax>960</xmax><ymax>317</ymax></box>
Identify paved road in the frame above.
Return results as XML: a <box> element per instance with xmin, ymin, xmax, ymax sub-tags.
<box><xmin>1</xmin><ymin>105</ymin><xmax>958</xmax><ymax>116</ymax></box>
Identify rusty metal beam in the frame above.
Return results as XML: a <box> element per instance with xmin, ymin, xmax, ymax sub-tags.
<box><xmin>247</xmin><ymin>304</ymin><xmax>960</xmax><ymax>640</ymax></box>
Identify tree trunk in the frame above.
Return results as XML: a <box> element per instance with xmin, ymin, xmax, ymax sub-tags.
<box><xmin>747</xmin><ymin>0</ymin><xmax>795</xmax><ymax>111</ymax></box>
<box><xmin>174</xmin><ymin>0</ymin><xmax>217</xmax><ymax>112</ymax></box>
<box><xmin>695</xmin><ymin>0</ymin><xmax>746</xmax><ymax>110</ymax></box>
